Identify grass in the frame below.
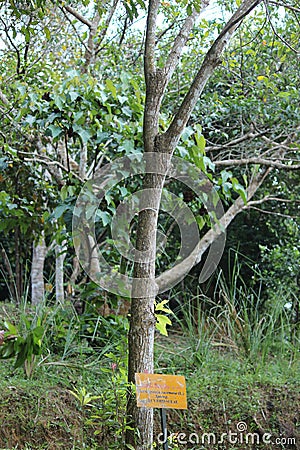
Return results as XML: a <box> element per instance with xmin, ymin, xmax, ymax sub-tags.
<box><xmin>155</xmin><ymin>336</ymin><xmax>299</xmax><ymax>450</ymax></box>
<box><xmin>0</xmin><ymin>330</ymin><xmax>298</xmax><ymax>450</ymax></box>
<box><xmin>0</xmin><ymin>274</ymin><xmax>299</xmax><ymax>450</ymax></box>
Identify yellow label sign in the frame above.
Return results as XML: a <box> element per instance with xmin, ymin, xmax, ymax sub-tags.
<box><xmin>135</xmin><ymin>373</ymin><xmax>187</xmax><ymax>409</ymax></box>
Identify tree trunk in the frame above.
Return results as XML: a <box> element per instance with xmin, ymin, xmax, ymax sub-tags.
<box><xmin>15</xmin><ymin>225</ymin><xmax>22</xmax><ymax>303</ymax></box>
<box><xmin>126</xmin><ymin>169</ymin><xmax>168</xmax><ymax>449</ymax></box>
<box><xmin>31</xmin><ymin>234</ymin><xmax>46</xmax><ymax>306</ymax></box>
<box><xmin>55</xmin><ymin>239</ymin><xmax>67</xmax><ymax>304</ymax></box>
<box><xmin>125</xmin><ymin>1</ymin><xmax>263</xmax><ymax>448</ymax></box>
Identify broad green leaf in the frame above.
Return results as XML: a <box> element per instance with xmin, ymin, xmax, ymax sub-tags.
<box><xmin>155</xmin><ymin>300</ymin><xmax>173</xmax><ymax>315</ymax></box>
<box><xmin>96</xmin><ymin>210</ymin><xmax>111</xmax><ymax>226</ymax></box>
<box><xmin>73</xmin><ymin>124</ymin><xmax>92</xmax><ymax>143</ymax></box>
<box><xmin>53</xmin><ymin>204</ymin><xmax>69</xmax><ymax>219</ymax></box>
<box><xmin>46</xmin><ymin>124</ymin><xmax>62</xmax><ymax>139</ymax></box>
<box><xmin>4</xmin><ymin>321</ymin><xmax>18</xmax><ymax>335</ymax></box>
<box><xmin>52</xmin><ymin>94</ymin><xmax>64</xmax><ymax>110</ymax></box>
<box><xmin>105</xmin><ymin>79</ymin><xmax>117</xmax><ymax>100</ymax></box>
<box><xmin>155</xmin><ymin>314</ymin><xmax>172</xmax><ymax>336</ymax></box>
<box><xmin>60</xmin><ymin>185</ymin><xmax>68</xmax><ymax>201</ymax></box>
<box><xmin>196</xmin><ymin>215</ymin><xmax>205</xmax><ymax>230</ymax></box>
<box><xmin>195</xmin><ymin>133</ymin><xmax>206</xmax><ymax>153</ymax></box>
<box><xmin>203</xmin><ymin>156</ymin><xmax>215</xmax><ymax>172</ymax></box>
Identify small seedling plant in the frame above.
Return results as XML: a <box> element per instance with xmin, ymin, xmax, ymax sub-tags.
<box><xmin>0</xmin><ymin>316</ymin><xmax>44</xmax><ymax>378</ymax></box>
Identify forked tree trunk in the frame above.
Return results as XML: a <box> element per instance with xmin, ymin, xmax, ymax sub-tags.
<box><xmin>125</xmin><ymin>1</ymin><xmax>262</xmax><ymax>448</ymax></box>
<box><xmin>31</xmin><ymin>233</ymin><xmax>46</xmax><ymax>306</ymax></box>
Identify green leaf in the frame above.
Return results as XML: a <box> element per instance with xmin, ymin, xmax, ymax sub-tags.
<box><xmin>33</xmin><ymin>326</ymin><xmax>44</xmax><ymax>343</ymax></box>
<box><xmin>96</xmin><ymin>211</ymin><xmax>111</xmax><ymax>226</ymax></box>
<box><xmin>105</xmin><ymin>79</ymin><xmax>117</xmax><ymax>100</ymax></box>
<box><xmin>73</xmin><ymin>124</ymin><xmax>91</xmax><ymax>143</ymax></box>
<box><xmin>203</xmin><ymin>156</ymin><xmax>215</xmax><ymax>172</ymax></box>
<box><xmin>60</xmin><ymin>185</ymin><xmax>68</xmax><ymax>202</ymax></box>
<box><xmin>196</xmin><ymin>215</ymin><xmax>205</xmax><ymax>230</ymax></box>
<box><xmin>68</xmin><ymin>90</ymin><xmax>80</xmax><ymax>102</ymax></box>
<box><xmin>155</xmin><ymin>314</ymin><xmax>172</xmax><ymax>336</ymax></box>
<box><xmin>43</xmin><ymin>26</ymin><xmax>51</xmax><ymax>40</ymax></box>
<box><xmin>46</xmin><ymin>124</ymin><xmax>62</xmax><ymax>139</ymax></box>
<box><xmin>155</xmin><ymin>300</ymin><xmax>173</xmax><ymax>315</ymax></box>
<box><xmin>221</xmin><ymin>170</ymin><xmax>232</xmax><ymax>183</ymax></box>
<box><xmin>232</xmin><ymin>179</ymin><xmax>247</xmax><ymax>205</ymax></box>
<box><xmin>14</xmin><ymin>342</ymin><xmax>28</xmax><ymax>369</ymax></box>
<box><xmin>187</xmin><ymin>4</ymin><xmax>193</xmax><ymax>15</ymax></box>
<box><xmin>0</xmin><ymin>341</ymin><xmax>16</xmax><ymax>359</ymax></box>
<box><xmin>4</xmin><ymin>321</ymin><xmax>18</xmax><ymax>335</ymax></box>
<box><xmin>53</xmin><ymin>204</ymin><xmax>69</xmax><ymax>219</ymax></box>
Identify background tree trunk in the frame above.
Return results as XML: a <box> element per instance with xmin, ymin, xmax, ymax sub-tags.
<box><xmin>55</xmin><ymin>239</ymin><xmax>67</xmax><ymax>304</ymax></box>
<box><xmin>31</xmin><ymin>234</ymin><xmax>46</xmax><ymax>306</ymax></box>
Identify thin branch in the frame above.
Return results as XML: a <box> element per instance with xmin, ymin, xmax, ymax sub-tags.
<box><xmin>23</xmin><ymin>157</ymin><xmax>84</xmax><ymax>182</ymax></box>
<box><xmin>96</xmin><ymin>0</ymin><xmax>119</xmax><ymax>50</ymax></box>
<box><xmin>214</xmin><ymin>157</ymin><xmax>300</xmax><ymax>169</ymax></box>
<box><xmin>156</xmin><ymin>19</ymin><xmax>178</xmax><ymax>43</ymax></box>
<box><xmin>206</xmin><ymin>128</ymin><xmax>263</xmax><ymax>151</ymax></box>
<box><xmin>247</xmin><ymin>196</ymin><xmax>300</xmax><ymax>206</ymax></box>
<box><xmin>157</xmin><ymin>165</ymin><xmax>272</xmax><ymax>292</ymax></box>
<box><xmin>163</xmin><ymin>7</ymin><xmax>201</xmax><ymax>84</ymax></box>
<box><xmin>119</xmin><ymin>16</ymin><xmax>128</xmax><ymax>46</ymax></box>
<box><xmin>144</xmin><ymin>0</ymin><xmax>160</xmax><ymax>80</ymax></box>
<box><xmin>263</xmin><ymin>0</ymin><xmax>300</xmax><ymax>54</ymax></box>
<box><xmin>0</xmin><ymin>16</ymin><xmax>22</xmax><ymax>75</ymax></box>
<box><xmin>245</xmin><ymin>206</ymin><xmax>299</xmax><ymax>218</ymax></box>
<box><xmin>60</xmin><ymin>7</ymin><xmax>89</xmax><ymax>51</ymax></box>
<box><xmin>268</xmin><ymin>0</ymin><xmax>300</xmax><ymax>14</ymax></box>
<box><xmin>63</xmin><ymin>5</ymin><xmax>93</xmax><ymax>28</ymax></box>
<box><xmin>161</xmin><ymin>0</ymin><xmax>262</xmax><ymax>153</ymax></box>
<box><xmin>83</xmin><ymin>0</ymin><xmax>119</xmax><ymax>71</ymax></box>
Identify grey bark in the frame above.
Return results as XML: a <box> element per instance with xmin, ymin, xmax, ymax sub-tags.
<box><xmin>126</xmin><ymin>1</ymin><xmax>262</xmax><ymax>449</ymax></box>
<box><xmin>31</xmin><ymin>234</ymin><xmax>46</xmax><ymax>306</ymax></box>
<box><xmin>55</xmin><ymin>239</ymin><xmax>67</xmax><ymax>304</ymax></box>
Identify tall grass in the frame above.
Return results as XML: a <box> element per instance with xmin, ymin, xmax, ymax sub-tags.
<box><xmin>173</xmin><ymin>252</ymin><xmax>297</xmax><ymax>366</ymax></box>
<box><xmin>173</xmin><ymin>292</ymin><xmax>216</xmax><ymax>365</ymax></box>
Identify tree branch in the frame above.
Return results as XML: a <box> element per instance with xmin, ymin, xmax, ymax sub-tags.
<box><xmin>263</xmin><ymin>0</ymin><xmax>300</xmax><ymax>54</ymax></box>
<box><xmin>0</xmin><ymin>89</ymin><xmax>9</xmax><ymax>105</ymax></box>
<box><xmin>96</xmin><ymin>0</ymin><xmax>119</xmax><ymax>50</ymax></box>
<box><xmin>63</xmin><ymin>5</ymin><xmax>93</xmax><ymax>28</ymax></box>
<box><xmin>23</xmin><ymin>156</ymin><xmax>84</xmax><ymax>183</ymax></box>
<box><xmin>163</xmin><ymin>8</ymin><xmax>200</xmax><ymax>84</ymax></box>
<box><xmin>247</xmin><ymin>195</ymin><xmax>300</xmax><ymax>206</ymax></box>
<box><xmin>214</xmin><ymin>157</ymin><xmax>300</xmax><ymax>169</ymax></box>
<box><xmin>144</xmin><ymin>0</ymin><xmax>160</xmax><ymax>80</ymax></box>
<box><xmin>156</xmin><ymin>165</ymin><xmax>271</xmax><ymax>292</ymax></box>
<box><xmin>161</xmin><ymin>0</ymin><xmax>262</xmax><ymax>153</ymax></box>
<box><xmin>60</xmin><ymin>7</ymin><xmax>89</xmax><ymax>51</ymax></box>
<box><xmin>82</xmin><ymin>11</ymin><xmax>100</xmax><ymax>71</ymax></box>
<box><xmin>143</xmin><ymin>0</ymin><xmax>163</xmax><ymax>152</ymax></box>
<box><xmin>0</xmin><ymin>16</ymin><xmax>22</xmax><ymax>75</ymax></box>
<box><xmin>268</xmin><ymin>0</ymin><xmax>300</xmax><ymax>13</ymax></box>
<box><xmin>206</xmin><ymin>128</ymin><xmax>264</xmax><ymax>151</ymax></box>
<box><xmin>244</xmin><ymin>206</ymin><xmax>299</xmax><ymax>218</ymax></box>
